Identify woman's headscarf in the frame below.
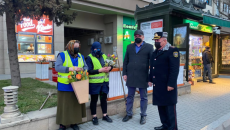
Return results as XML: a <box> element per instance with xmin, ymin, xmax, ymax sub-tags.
<box><xmin>66</xmin><ymin>40</ymin><xmax>77</xmax><ymax>57</ymax></box>
<box><xmin>91</xmin><ymin>42</ymin><xmax>102</xmax><ymax>56</ymax></box>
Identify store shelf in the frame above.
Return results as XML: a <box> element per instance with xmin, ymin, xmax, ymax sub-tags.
<box><xmin>191</xmin><ymin>63</ymin><xmax>202</xmax><ymax>66</ymax></box>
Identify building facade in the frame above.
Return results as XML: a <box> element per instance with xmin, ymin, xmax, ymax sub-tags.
<box><xmin>0</xmin><ymin>0</ymin><xmax>152</xmax><ymax>74</ymax></box>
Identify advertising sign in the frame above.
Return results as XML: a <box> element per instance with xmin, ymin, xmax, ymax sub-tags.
<box><xmin>16</xmin><ymin>17</ymin><xmax>53</xmax><ymax>35</ymax></box>
<box><xmin>140</xmin><ymin>19</ymin><xmax>163</xmax><ymax>49</ymax></box>
<box><xmin>183</xmin><ymin>19</ymin><xmax>213</xmax><ymax>33</ymax></box>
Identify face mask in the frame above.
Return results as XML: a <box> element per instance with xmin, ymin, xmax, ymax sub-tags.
<box><xmin>74</xmin><ymin>48</ymin><xmax>79</xmax><ymax>54</ymax></box>
<box><xmin>155</xmin><ymin>42</ymin><xmax>161</xmax><ymax>49</ymax></box>
<box><xmin>135</xmin><ymin>38</ymin><xmax>142</xmax><ymax>44</ymax></box>
<box><xmin>94</xmin><ymin>49</ymin><xmax>101</xmax><ymax>55</ymax></box>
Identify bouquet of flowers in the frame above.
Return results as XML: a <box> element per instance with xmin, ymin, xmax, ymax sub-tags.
<box><xmin>104</xmin><ymin>54</ymin><xmax>118</xmax><ymax>67</ymax></box>
<box><xmin>104</xmin><ymin>54</ymin><xmax>118</xmax><ymax>80</ymax></box>
<box><xmin>67</xmin><ymin>70</ymin><xmax>89</xmax><ymax>83</ymax></box>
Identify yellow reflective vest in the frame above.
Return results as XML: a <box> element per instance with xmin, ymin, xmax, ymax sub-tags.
<box><xmin>58</xmin><ymin>51</ymin><xmax>84</xmax><ymax>84</ymax></box>
<box><xmin>88</xmin><ymin>54</ymin><xmax>109</xmax><ymax>83</ymax></box>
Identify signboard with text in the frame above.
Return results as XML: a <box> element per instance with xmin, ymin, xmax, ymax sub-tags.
<box><xmin>183</xmin><ymin>19</ymin><xmax>213</xmax><ymax>33</ymax></box>
<box><xmin>140</xmin><ymin>19</ymin><xmax>163</xmax><ymax>49</ymax></box>
<box><xmin>16</xmin><ymin>17</ymin><xmax>53</xmax><ymax>35</ymax></box>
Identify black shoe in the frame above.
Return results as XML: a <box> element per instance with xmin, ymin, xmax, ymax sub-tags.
<box><xmin>92</xmin><ymin>117</ymin><xmax>99</xmax><ymax>125</ymax></box>
<box><xmin>203</xmin><ymin>80</ymin><xmax>208</xmax><ymax>82</ymax></box>
<box><xmin>70</xmin><ymin>124</ymin><xmax>79</xmax><ymax>130</ymax></box>
<box><xmin>209</xmin><ymin>81</ymin><xmax>216</xmax><ymax>84</ymax></box>
<box><xmin>102</xmin><ymin>115</ymin><xmax>113</xmax><ymax>123</ymax></box>
<box><xmin>140</xmin><ymin>116</ymin><xmax>146</xmax><ymax>125</ymax></box>
<box><xmin>122</xmin><ymin>115</ymin><xmax>132</xmax><ymax>122</ymax></box>
<box><xmin>154</xmin><ymin>126</ymin><xmax>167</xmax><ymax>130</ymax></box>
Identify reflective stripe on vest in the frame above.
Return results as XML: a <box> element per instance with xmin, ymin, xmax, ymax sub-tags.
<box><xmin>57</xmin><ymin>51</ymin><xmax>84</xmax><ymax>84</ymax></box>
<box><xmin>88</xmin><ymin>54</ymin><xmax>109</xmax><ymax>83</ymax></box>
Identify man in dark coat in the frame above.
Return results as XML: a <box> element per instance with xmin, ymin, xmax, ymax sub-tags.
<box><xmin>149</xmin><ymin>32</ymin><xmax>180</xmax><ymax>130</ymax></box>
<box><xmin>122</xmin><ymin>30</ymin><xmax>153</xmax><ymax>125</ymax></box>
<box><xmin>202</xmin><ymin>46</ymin><xmax>215</xmax><ymax>84</ymax></box>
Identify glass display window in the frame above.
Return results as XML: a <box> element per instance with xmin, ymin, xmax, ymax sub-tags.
<box><xmin>37</xmin><ymin>35</ymin><xmax>52</xmax><ymax>43</ymax></box>
<box><xmin>17</xmin><ymin>34</ymin><xmax>35</xmax><ymax>54</ymax></box>
<box><xmin>37</xmin><ymin>44</ymin><xmax>52</xmax><ymax>54</ymax></box>
<box><xmin>188</xmin><ymin>34</ymin><xmax>210</xmax><ymax>81</ymax></box>
<box><xmin>222</xmin><ymin>39</ymin><xmax>230</xmax><ymax>65</ymax></box>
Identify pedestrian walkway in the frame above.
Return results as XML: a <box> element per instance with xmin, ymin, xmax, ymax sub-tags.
<box><xmin>0</xmin><ymin>73</ymin><xmax>36</xmax><ymax>80</ymax></box>
<box><xmin>78</xmin><ymin>78</ymin><xmax>230</xmax><ymax>130</ymax></box>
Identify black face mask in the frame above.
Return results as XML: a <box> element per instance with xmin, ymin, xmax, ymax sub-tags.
<box><xmin>94</xmin><ymin>49</ymin><xmax>102</xmax><ymax>55</ymax></box>
<box><xmin>155</xmin><ymin>42</ymin><xmax>161</xmax><ymax>49</ymax></box>
<box><xmin>135</xmin><ymin>38</ymin><xmax>142</xmax><ymax>44</ymax></box>
<box><xmin>74</xmin><ymin>48</ymin><xmax>79</xmax><ymax>54</ymax></box>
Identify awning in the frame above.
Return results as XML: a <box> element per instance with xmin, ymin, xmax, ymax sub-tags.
<box><xmin>203</xmin><ymin>15</ymin><xmax>230</xmax><ymax>28</ymax></box>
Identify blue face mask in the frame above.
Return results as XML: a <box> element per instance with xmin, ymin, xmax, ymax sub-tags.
<box><xmin>94</xmin><ymin>49</ymin><xmax>101</xmax><ymax>55</ymax></box>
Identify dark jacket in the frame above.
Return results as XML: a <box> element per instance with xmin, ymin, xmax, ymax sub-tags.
<box><xmin>149</xmin><ymin>46</ymin><xmax>180</xmax><ymax>106</ymax></box>
<box><xmin>202</xmin><ymin>50</ymin><xmax>213</xmax><ymax>65</ymax></box>
<box><xmin>123</xmin><ymin>41</ymin><xmax>153</xmax><ymax>88</ymax></box>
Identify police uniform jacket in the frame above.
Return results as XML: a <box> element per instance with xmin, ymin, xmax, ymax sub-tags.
<box><xmin>149</xmin><ymin>45</ymin><xmax>180</xmax><ymax>106</ymax></box>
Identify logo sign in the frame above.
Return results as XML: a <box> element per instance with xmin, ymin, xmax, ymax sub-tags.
<box><xmin>183</xmin><ymin>19</ymin><xmax>213</xmax><ymax>33</ymax></box>
<box><xmin>16</xmin><ymin>17</ymin><xmax>53</xmax><ymax>35</ymax></box>
<box><xmin>123</xmin><ymin>24</ymin><xmax>138</xmax><ymax>30</ymax></box>
<box><xmin>151</xmin><ymin>21</ymin><xmax>163</xmax><ymax>29</ymax></box>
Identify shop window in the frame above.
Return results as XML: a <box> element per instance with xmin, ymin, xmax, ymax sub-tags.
<box><xmin>36</xmin><ymin>35</ymin><xmax>53</xmax><ymax>54</ymax></box>
<box><xmin>206</xmin><ymin>0</ymin><xmax>212</xmax><ymax>6</ymax></box>
<box><xmin>189</xmin><ymin>35</ymin><xmax>207</xmax><ymax>79</ymax></box>
<box><xmin>37</xmin><ymin>35</ymin><xmax>52</xmax><ymax>43</ymax></box>
<box><xmin>37</xmin><ymin>44</ymin><xmax>52</xmax><ymax>54</ymax></box>
<box><xmin>17</xmin><ymin>34</ymin><xmax>35</xmax><ymax>54</ymax></box>
<box><xmin>222</xmin><ymin>39</ymin><xmax>230</xmax><ymax>65</ymax></box>
<box><xmin>223</xmin><ymin>3</ymin><xmax>229</xmax><ymax>13</ymax></box>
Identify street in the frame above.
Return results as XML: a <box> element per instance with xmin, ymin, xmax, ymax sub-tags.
<box><xmin>77</xmin><ymin>77</ymin><xmax>230</xmax><ymax>130</ymax></box>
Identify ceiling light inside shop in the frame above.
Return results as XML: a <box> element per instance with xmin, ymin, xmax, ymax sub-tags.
<box><xmin>212</xmin><ymin>25</ymin><xmax>216</xmax><ymax>27</ymax></box>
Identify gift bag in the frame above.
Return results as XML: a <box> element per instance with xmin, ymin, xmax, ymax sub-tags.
<box><xmin>71</xmin><ymin>79</ymin><xmax>89</xmax><ymax>104</ymax></box>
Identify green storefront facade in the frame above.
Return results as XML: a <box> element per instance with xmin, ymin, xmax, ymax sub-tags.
<box><xmin>134</xmin><ymin>0</ymin><xmax>219</xmax><ymax>82</ymax></box>
<box><xmin>123</xmin><ymin>16</ymin><xmax>137</xmax><ymax>60</ymax></box>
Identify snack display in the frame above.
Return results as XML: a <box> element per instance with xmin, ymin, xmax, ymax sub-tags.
<box><xmin>222</xmin><ymin>39</ymin><xmax>230</xmax><ymax>65</ymax></box>
<box><xmin>18</xmin><ymin>55</ymin><xmax>55</xmax><ymax>62</ymax></box>
<box><xmin>188</xmin><ymin>35</ymin><xmax>207</xmax><ymax>81</ymax></box>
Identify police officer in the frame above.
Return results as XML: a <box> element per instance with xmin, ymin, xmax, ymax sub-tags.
<box><xmin>149</xmin><ymin>32</ymin><xmax>180</xmax><ymax>130</ymax></box>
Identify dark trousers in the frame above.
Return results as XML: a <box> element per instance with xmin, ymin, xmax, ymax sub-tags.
<box><xmin>203</xmin><ymin>64</ymin><xmax>212</xmax><ymax>82</ymax></box>
<box><xmin>126</xmin><ymin>87</ymin><xmax>148</xmax><ymax>116</ymax></box>
<box><xmin>90</xmin><ymin>92</ymin><xmax>107</xmax><ymax>115</ymax></box>
<box><xmin>158</xmin><ymin>105</ymin><xmax>178</xmax><ymax>130</ymax></box>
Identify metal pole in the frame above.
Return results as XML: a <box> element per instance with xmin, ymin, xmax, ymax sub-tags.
<box><xmin>116</xmin><ymin>50</ymin><xmax>127</xmax><ymax>103</ymax></box>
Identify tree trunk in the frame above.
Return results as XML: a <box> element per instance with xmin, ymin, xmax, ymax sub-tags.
<box><xmin>5</xmin><ymin>12</ymin><xmax>21</xmax><ymax>87</ymax></box>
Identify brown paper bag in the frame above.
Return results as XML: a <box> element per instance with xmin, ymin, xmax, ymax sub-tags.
<box><xmin>71</xmin><ymin>80</ymin><xmax>89</xmax><ymax>104</ymax></box>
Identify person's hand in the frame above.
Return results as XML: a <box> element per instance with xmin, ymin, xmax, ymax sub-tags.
<box><xmin>105</xmin><ymin>66</ymin><xmax>111</xmax><ymax>73</ymax></box>
<box><xmin>123</xmin><ymin>75</ymin><xmax>127</xmax><ymax>82</ymax></box>
<box><xmin>167</xmin><ymin>86</ymin><xmax>174</xmax><ymax>91</ymax></box>
<box><xmin>69</xmin><ymin>67</ymin><xmax>74</xmax><ymax>72</ymax></box>
<box><xmin>74</xmin><ymin>67</ymin><xmax>83</xmax><ymax>72</ymax></box>
<box><xmin>148</xmin><ymin>82</ymin><xmax>153</xmax><ymax>87</ymax></box>
<box><xmin>99</xmin><ymin>68</ymin><xmax>107</xmax><ymax>73</ymax></box>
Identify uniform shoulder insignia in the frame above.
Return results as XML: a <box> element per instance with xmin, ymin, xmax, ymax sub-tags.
<box><xmin>173</xmin><ymin>51</ymin><xmax>178</xmax><ymax>58</ymax></box>
<box><xmin>170</xmin><ymin>46</ymin><xmax>175</xmax><ymax>48</ymax></box>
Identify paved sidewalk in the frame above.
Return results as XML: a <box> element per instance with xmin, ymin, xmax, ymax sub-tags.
<box><xmin>0</xmin><ymin>73</ymin><xmax>36</xmax><ymax>80</ymax></box>
<box><xmin>78</xmin><ymin>77</ymin><xmax>230</xmax><ymax>130</ymax></box>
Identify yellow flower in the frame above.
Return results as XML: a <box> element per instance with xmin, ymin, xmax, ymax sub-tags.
<box><xmin>115</xmin><ymin>58</ymin><xmax>118</xmax><ymax>60</ymax></box>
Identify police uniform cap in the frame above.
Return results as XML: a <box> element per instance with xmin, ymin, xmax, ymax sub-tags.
<box><xmin>153</xmin><ymin>32</ymin><xmax>168</xmax><ymax>40</ymax></box>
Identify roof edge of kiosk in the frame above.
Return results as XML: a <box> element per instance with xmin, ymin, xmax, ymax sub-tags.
<box><xmin>134</xmin><ymin>0</ymin><xmax>203</xmax><ymax>22</ymax></box>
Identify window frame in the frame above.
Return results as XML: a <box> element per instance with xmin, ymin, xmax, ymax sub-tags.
<box><xmin>16</xmin><ymin>32</ymin><xmax>54</xmax><ymax>55</ymax></box>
